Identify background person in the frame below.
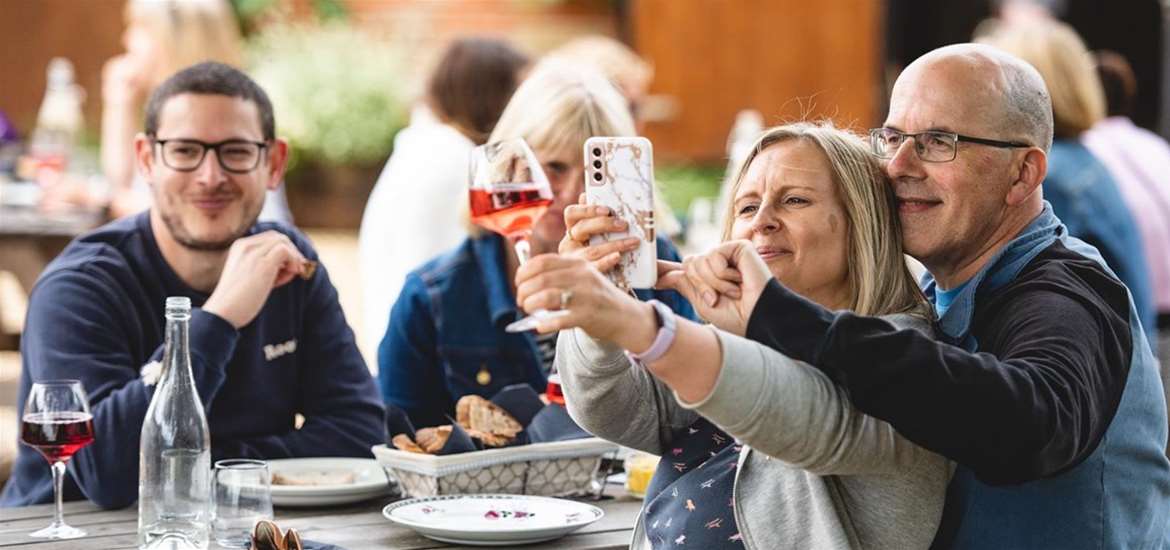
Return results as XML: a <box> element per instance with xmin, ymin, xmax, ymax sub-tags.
<box><xmin>545</xmin><ymin>36</ymin><xmax>682</xmax><ymax>241</ymax></box>
<box><xmin>358</xmin><ymin>37</ymin><xmax>529</xmax><ymax>362</ymax></box>
<box><xmin>1082</xmin><ymin>50</ymin><xmax>1170</xmax><ymax>374</ymax></box>
<box><xmin>376</xmin><ymin>63</ymin><xmax>694</xmax><ymax>429</ymax></box>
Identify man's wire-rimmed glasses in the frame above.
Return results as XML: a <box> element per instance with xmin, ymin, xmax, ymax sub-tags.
<box><xmin>152</xmin><ymin>138</ymin><xmax>269</xmax><ymax>173</ymax></box>
<box><xmin>869</xmin><ymin>128</ymin><xmax>1031</xmax><ymax>162</ymax></box>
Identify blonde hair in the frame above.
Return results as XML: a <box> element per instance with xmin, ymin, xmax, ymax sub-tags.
<box><xmin>126</xmin><ymin>0</ymin><xmax>244</xmax><ymax>86</ymax></box>
<box><xmin>546</xmin><ymin>35</ymin><xmax>653</xmax><ymax>102</ymax></box>
<box><xmin>489</xmin><ymin>61</ymin><xmax>635</xmax><ymax>154</ymax></box>
<box><xmin>721</xmin><ymin>122</ymin><xmax>930</xmax><ymax>318</ymax></box>
<box><xmin>979</xmin><ymin>20</ymin><xmax>1105</xmax><ymax>138</ymax></box>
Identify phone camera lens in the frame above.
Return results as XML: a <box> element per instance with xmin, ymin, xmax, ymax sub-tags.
<box><xmin>592</xmin><ymin>147</ymin><xmax>602</xmax><ymax>157</ymax></box>
<box><xmin>592</xmin><ymin>160</ymin><xmax>602</xmax><ymax>169</ymax></box>
<box><xmin>592</xmin><ymin>172</ymin><xmax>603</xmax><ymax>182</ymax></box>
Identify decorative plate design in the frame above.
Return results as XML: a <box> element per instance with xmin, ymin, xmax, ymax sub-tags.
<box><xmin>383</xmin><ymin>494</ymin><xmax>603</xmax><ymax>546</ymax></box>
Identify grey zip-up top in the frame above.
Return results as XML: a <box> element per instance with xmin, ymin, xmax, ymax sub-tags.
<box><xmin>555</xmin><ymin>314</ymin><xmax>953</xmax><ymax>549</ymax></box>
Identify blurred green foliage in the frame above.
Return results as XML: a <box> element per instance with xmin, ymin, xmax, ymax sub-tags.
<box><xmin>656</xmin><ymin>163</ymin><xmax>724</xmax><ymax>219</ymax></box>
<box><xmin>231</xmin><ymin>0</ymin><xmax>349</xmax><ymax>35</ymax></box>
<box><xmin>247</xmin><ymin>23</ymin><xmax>407</xmax><ymax>174</ymax></box>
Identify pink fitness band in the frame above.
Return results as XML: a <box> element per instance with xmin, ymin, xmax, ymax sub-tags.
<box><xmin>626</xmin><ymin>299</ymin><xmax>677</xmax><ymax>366</ymax></box>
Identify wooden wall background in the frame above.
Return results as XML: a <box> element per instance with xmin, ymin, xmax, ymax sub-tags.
<box><xmin>631</xmin><ymin>0</ymin><xmax>882</xmax><ymax>163</ymax></box>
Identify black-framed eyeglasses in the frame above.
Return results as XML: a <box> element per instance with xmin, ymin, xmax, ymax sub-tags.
<box><xmin>869</xmin><ymin>128</ymin><xmax>1031</xmax><ymax>163</ymax></box>
<box><xmin>152</xmin><ymin>138</ymin><xmax>269</xmax><ymax>173</ymax></box>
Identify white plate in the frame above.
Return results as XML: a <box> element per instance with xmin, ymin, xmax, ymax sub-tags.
<box><xmin>383</xmin><ymin>494</ymin><xmax>603</xmax><ymax>546</ymax></box>
<box><xmin>266</xmin><ymin>458</ymin><xmax>390</xmax><ymax>507</ymax></box>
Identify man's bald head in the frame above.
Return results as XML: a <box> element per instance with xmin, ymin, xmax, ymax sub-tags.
<box><xmin>895</xmin><ymin>43</ymin><xmax>1054</xmax><ymax>152</ymax></box>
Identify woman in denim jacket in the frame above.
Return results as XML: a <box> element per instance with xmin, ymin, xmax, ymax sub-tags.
<box><xmin>377</xmin><ymin>63</ymin><xmax>694</xmax><ymax>428</ymax></box>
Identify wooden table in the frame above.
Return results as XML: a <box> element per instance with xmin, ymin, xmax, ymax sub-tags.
<box><xmin>0</xmin><ymin>490</ymin><xmax>642</xmax><ymax>549</ymax></box>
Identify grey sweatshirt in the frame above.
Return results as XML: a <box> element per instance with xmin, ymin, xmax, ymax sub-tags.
<box><xmin>555</xmin><ymin>314</ymin><xmax>953</xmax><ymax>550</ymax></box>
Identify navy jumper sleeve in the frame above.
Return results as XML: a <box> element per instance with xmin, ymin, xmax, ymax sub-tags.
<box><xmin>743</xmin><ymin>258</ymin><xmax>1132</xmax><ymax>485</ymax></box>
<box><xmin>20</xmin><ymin>271</ymin><xmax>237</xmax><ymax>509</ymax></box>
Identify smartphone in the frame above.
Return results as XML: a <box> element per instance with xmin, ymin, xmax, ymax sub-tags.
<box><xmin>583</xmin><ymin>136</ymin><xmax>657</xmax><ymax>290</ymax></box>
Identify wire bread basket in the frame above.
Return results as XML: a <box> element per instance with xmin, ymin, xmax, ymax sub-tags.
<box><xmin>372</xmin><ymin>438</ymin><xmax>619</xmax><ymax>498</ymax></box>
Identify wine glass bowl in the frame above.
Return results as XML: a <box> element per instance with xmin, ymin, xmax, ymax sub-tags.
<box><xmin>20</xmin><ymin>411</ymin><xmax>94</xmax><ymax>463</ymax></box>
<box><xmin>20</xmin><ymin>379</ymin><xmax>94</xmax><ymax>539</ymax></box>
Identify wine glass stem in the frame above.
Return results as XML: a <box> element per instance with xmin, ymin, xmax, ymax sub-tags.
<box><xmin>50</xmin><ymin>460</ymin><xmax>67</xmax><ymax>528</ymax></box>
<box><xmin>512</xmin><ymin>237</ymin><xmax>531</xmax><ymax>265</ymax></box>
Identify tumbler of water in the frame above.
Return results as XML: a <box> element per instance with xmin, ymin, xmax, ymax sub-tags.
<box><xmin>212</xmin><ymin>459</ymin><xmax>273</xmax><ymax>548</ymax></box>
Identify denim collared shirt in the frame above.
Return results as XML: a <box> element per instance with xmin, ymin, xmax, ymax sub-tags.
<box><xmin>377</xmin><ymin>232</ymin><xmax>696</xmax><ymax>428</ymax></box>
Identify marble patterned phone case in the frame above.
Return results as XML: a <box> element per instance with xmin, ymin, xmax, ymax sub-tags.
<box><xmin>584</xmin><ymin>137</ymin><xmax>656</xmax><ymax>290</ymax></box>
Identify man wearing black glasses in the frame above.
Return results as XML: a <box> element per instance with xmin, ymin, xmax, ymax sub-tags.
<box><xmin>680</xmin><ymin>44</ymin><xmax>1169</xmax><ymax>548</ymax></box>
<box><xmin>1</xmin><ymin>62</ymin><xmax>385</xmax><ymax>509</ymax></box>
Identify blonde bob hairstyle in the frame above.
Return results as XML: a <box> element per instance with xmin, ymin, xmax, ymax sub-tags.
<box><xmin>979</xmin><ymin>20</ymin><xmax>1105</xmax><ymax>139</ymax></box>
<box><xmin>721</xmin><ymin>122</ymin><xmax>930</xmax><ymax>318</ymax></box>
<box><xmin>126</xmin><ymin>0</ymin><xmax>244</xmax><ymax>87</ymax></box>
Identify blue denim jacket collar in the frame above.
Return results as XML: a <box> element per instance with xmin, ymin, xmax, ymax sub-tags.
<box><xmin>471</xmin><ymin>232</ymin><xmax>523</xmax><ymax>328</ymax></box>
<box><xmin>923</xmin><ymin>202</ymin><xmax>1064</xmax><ymax>343</ymax></box>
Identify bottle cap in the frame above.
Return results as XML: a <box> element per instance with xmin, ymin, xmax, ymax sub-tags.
<box><xmin>165</xmin><ymin>296</ymin><xmax>191</xmax><ymax>316</ymax></box>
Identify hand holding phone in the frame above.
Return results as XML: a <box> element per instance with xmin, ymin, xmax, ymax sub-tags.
<box><xmin>583</xmin><ymin>137</ymin><xmax>657</xmax><ymax>290</ymax></box>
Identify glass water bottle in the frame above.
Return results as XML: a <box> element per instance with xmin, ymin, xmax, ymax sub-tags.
<box><xmin>138</xmin><ymin>297</ymin><xmax>211</xmax><ymax>550</ymax></box>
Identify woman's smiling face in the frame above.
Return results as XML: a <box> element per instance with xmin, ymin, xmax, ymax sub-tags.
<box><xmin>730</xmin><ymin>139</ymin><xmax>851</xmax><ymax>308</ymax></box>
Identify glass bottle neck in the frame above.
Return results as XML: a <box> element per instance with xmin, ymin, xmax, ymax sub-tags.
<box><xmin>162</xmin><ymin>314</ymin><xmax>193</xmax><ymax>387</ymax></box>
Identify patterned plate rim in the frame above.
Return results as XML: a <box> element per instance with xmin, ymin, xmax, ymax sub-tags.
<box><xmin>382</xmin><ymin>494</ymin><xmax>604</xmax><ymax>533</ymax></box>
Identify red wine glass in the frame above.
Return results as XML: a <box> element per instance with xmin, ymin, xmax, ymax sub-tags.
<box><xmin>20</xmin><ymin>380</ymin><xmax>94</xmax><ymax>539</ymax></box>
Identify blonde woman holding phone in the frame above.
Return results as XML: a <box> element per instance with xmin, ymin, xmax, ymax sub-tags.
<box><xmin>516</xmin><ymin>122</ymin><xmax>952</xmax><ymax>549</ymax></box>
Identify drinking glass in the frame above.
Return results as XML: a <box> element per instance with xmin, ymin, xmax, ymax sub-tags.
<box><xmin>469</xmin><ymin>138</ymin><xmax>570</xmax><ymax>332</ymax></box>
<box><xmin>20</xmin><ymin>380</ymin><xmax>94</xmax><ymax>539</ymax></box>
<box><xmin>212</xmin><ymin>459</ymin><xmax>274</xmax><ymax>548</ymax></box>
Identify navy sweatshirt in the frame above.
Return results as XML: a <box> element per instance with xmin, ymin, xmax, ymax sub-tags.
<box><xmin>0</xmin><ymin>212</ymin><xmax>386</xmax><ymax>509</ymax></box>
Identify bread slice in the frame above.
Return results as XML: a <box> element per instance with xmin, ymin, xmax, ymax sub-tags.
<box><xmin>271</xmin><ymin>469</ymin><xmax>356</xmax><ymax>486</ymax></box>
<box><xmin>455</xmin><ymin>395</ymin><xmax>523</xmax><ymax>439</ymax></box>
<box><xmin>466</xmin><ymin>428</ymin><xmax>511</xmax><ymax>448</ymax></box>
<box><xmin>392</xmin><ymin>433</ymin><xmax>427</xmax><ymax>454</ymax></box>
<box><xmin>415</xmin><ymin>425</ymin><xmax>453</xmax><ymax>454</ymax></box>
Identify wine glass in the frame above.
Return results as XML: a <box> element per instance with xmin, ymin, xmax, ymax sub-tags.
<box><xmin>469</xmin><ymin>138</ymin><xmax>571</xmax><ymax>332</ymax></box>
<box><xmin>20</xmin><ymin>380</ymin><xmax>95</xmax><ymax>539</ymax></box>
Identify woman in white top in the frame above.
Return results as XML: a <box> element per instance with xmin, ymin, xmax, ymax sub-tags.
<box><xmin>358</xmin><ymin>37</ymin><xmax>529</xmax><ymax>357</ymax></box>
